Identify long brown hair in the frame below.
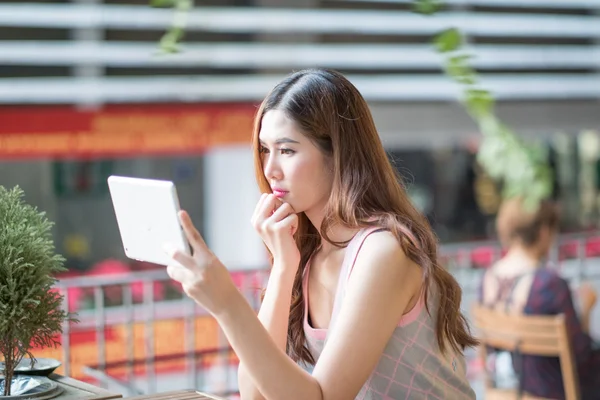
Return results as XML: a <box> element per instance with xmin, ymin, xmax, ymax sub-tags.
<box><xmin>496</xmin><ymin>197</ymin><xmax>559</xmax><ymax>247</ymax></box>
<box><xmin>252</xmin><ymin>69</ymin><xmax>478</xmax><ymax>365</ymax></box>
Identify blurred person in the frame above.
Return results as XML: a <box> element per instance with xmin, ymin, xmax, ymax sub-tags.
<box><xmin>165</xmin><ymin>69</ymin><xmax>477</xmax><ymax>399</ymax></box>
<box><xmin>479</xmin><ymin>197</ymin><xmax>600</xmax><ymax>399</ymax></box>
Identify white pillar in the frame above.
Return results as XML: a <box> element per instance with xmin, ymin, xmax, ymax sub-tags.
<box><xmin>203</xmin><ymin>145</ymin><xmax>267</xmax><ymax>271</ymax></box>
<box><xmin>71</xmin><ymin>0</ymin><xmax>103</xmax><ymax>109</ymax></box>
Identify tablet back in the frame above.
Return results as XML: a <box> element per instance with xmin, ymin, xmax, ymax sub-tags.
<box><xmin>108</xmin><ymin>175</ymin><xmax>190</xmax><ymax>266</ymax></box>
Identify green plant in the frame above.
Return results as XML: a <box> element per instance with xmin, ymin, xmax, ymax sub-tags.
<box><xmin>0</xmin><ymin>186</ymin><xmax>76</xmax><ymax>396</ymax></box>
<box><xmin>151</xmin><ymin>0</ymin><xmax>193</xmax><ymax>53</ymax></box>
<box><xmin>413</xmin><ymin>0</ymin><xmax>553</xmax><ymax>211</ymax></box>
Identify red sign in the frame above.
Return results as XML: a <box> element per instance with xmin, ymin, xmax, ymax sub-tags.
<box><xmin>0</xmin><ymin>103</ymin><xmax>258</xmax><ymax>159</ymax></box>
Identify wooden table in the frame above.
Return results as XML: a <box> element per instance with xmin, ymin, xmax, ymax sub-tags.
<box><xmin>48</xmin><ymin>374</ymin><xmax>227</xmax><ymax>400</ymax></box>
<box><xmin>124</xmin><ymin>389</ymin><xmax>227</xmax><ymax>400</ymax></box>
<box><xmin>49</xmin><ymin>374</ymin><xmax>123</xmax><ymax>399</ymax></box>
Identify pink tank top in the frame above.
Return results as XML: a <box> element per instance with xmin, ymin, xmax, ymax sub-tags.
<box><xmin>301</xmin><ymin>227</ymin><xmax>475</xmax><ymax>399</ymax></box>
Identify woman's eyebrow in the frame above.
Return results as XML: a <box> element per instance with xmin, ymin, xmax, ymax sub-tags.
<box><xmin>259</xmin><ymin>137</ymin><xmax>300</xmax><ymax>145</ymax></box>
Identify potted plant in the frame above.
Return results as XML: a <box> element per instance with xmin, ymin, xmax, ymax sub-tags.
<box><xmin>0</xmin><ymin>185</ymin><xmax>76</xmax><ymax>396</ymax></box>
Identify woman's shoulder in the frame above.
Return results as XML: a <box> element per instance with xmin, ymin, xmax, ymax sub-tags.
<box><xmin>357</xmin><ymin>227</ymin><xmax>411</xmax><ymax>260</ymax></box>
<box><xmin>530</xmin><ymin>267</ymin><xmax>569</xmax><ymax>292</ymax></box>
<box><xmin>353</xmin><ymin>228</ymin><xmax>422</xmax><ymax>285</ymax></box>
<box><xmin>479</xmin><ymin>262</ymin><xmax>564</xmax><ymax>298</ymax></box>
<box><xmin>357</xmin><ymin>221</ymin><xmax>417</xmax><ymax>247</ymax></box>
<box><xmin>483</xmin><ymin>260</ymin><xmax>561</xmax><ymax>280</ymax></box>
<box><xmin>351</xmin><ymin>228</ymin><xmax>403</xmax><ymax>266</ymax></box>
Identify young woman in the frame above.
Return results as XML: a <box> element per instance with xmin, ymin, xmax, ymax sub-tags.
<box><xmin>480</xmin><ymin>197</ymin><xmax>600</xmax><ymax>399</ymax></box>
<box><xmin>166</xmin><ymin>68</ymin><xmax>477</xmax><ymax>399</ymax></box>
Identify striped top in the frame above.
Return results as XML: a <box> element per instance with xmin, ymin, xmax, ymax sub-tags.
<box><xmin>301</xmin><ymin>227</ymin><xmax>475</xmax><ymax>399</ymax></box>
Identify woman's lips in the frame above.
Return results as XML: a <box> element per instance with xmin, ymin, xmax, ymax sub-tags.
<box><xmin>273</xmin><ymin>189</ymin><xmax>288</xmax><ymax>198</ymax></box>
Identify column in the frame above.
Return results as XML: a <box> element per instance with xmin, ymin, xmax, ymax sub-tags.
<box><xmin>203</xmin><ymin>145</ymin><xmax>267</xmax><ymax>271</ymax></box>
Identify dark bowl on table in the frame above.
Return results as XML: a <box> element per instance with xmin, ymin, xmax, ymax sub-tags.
<box><xmin>0</xmin><ymin>358</ymin><xmax>61</xmax><ymax>377</ymax></box>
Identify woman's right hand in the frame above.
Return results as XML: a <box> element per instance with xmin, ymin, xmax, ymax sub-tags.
<box><xmin>251</xmin><ymin>193</ymin><xmax>300</xmax><ymax>270</ymax></box>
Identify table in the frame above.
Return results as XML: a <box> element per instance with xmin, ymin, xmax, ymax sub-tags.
<box><xmin>124</xmin><ymin>389</ymin><xmax>226</xmax><ymax>400</ymax></box>
<box><xmin>49</xmin><ymin>374</ymin><xmax>123</xmax><ymax>399</ymax></box>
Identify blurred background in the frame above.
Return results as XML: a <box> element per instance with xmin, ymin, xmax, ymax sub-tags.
<box><xmin>0</xmin><ymin>0</ymin><xmax>599</xmax><ymax>398</ymax></box>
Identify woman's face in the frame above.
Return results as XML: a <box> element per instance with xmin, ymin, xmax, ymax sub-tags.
<box><xmin>258</xmin><ymin>110</ymin><xmax>333</xmax><ymax>214</ymax></box>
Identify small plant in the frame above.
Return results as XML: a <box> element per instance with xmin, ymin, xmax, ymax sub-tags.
<box><xmin>0</xmin><ymin>186</ymin><xmax>76</xmax><ymax>396</ymax></box>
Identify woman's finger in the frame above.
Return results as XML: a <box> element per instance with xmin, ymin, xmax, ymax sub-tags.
<box><xmin>174</xmin><ymin>249</ymin><xmax>197</xmax><ymax>270</ymax></box>
<box><xmin>165</xmin><ymin>245</ymin><xmax>197</xmax><ymax>270</ymax></box>
<box><xmin>275</xmin><ymin>212</ymin><xmax>299</xmax><ymax>235</ymax></box>
<box><xmin>268</xmin><ymin>202</ymin><xmax>295</xmax><ymax>224</ymax></box>
<box><xmin>251</xmin><ymin>193</ymin><xmax>269</xmax><ymax>223</ymax></box>
<box><xmin>166</xmin><ymin>263</ymin><xmax>194</xmax><ymax>283</ymax></box>
<box><xmin>257</xmin><ymin>194</ymin><xmax>281</xmax><ymax>221</ymax></box>
<box><xmin>179</xmin><ymin>210</ymin><xmax>209</xmax><ymax>254</ymax></box>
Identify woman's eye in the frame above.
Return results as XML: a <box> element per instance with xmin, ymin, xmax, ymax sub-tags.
<box><xmin>280</xmin><ymin>148</ymin><xmax>295</xmax><ymax>155</ymax></box>
<box><xmin>259</xmin><ymin>146</ymin><xmax>269</xmax><ymax>154</ymax></box>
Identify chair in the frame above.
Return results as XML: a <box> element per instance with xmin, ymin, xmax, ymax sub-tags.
<box><xmin>471</xmin><ymin>304</ymin><xmax>580</xmax><ymax>400</ymax></box>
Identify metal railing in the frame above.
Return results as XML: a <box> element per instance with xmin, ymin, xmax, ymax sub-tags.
<box><xmin>54</xmin><ymin>268</ymin><xmax>268</xmax><ymax>396</ymax></box>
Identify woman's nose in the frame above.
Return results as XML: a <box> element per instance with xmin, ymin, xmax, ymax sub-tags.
<box><xmin>264</xmin><ymin>154</ymin><xmax>282</xmax><ymax>180</ymax></box>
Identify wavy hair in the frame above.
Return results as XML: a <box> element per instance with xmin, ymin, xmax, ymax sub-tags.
<box><xmin>252</xmin><ymin>68</ymin><xmax>478</xmax><ymax>365</ymax></box>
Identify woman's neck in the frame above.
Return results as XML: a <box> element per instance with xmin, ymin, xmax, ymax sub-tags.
<box><xmin>304</xmin><ymin>207</ymin><xmax>358</xmax><ymax>255</ymax></box>
<box><xmin>504</xmin><ymin>244</ymin><xmax>545</xmax><ymax>268</ymax></box>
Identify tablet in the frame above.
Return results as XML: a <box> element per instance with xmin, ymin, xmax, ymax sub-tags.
<box><xmin>107</xmin><ymin>175</ymin><xmax>191</xmax><ymax>266</ymax></box>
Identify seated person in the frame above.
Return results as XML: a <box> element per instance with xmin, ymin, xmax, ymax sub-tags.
<box><xmin>479</xmin><ymin>197</ymin><xmax>600</xmax><ymax>399</ymax></box>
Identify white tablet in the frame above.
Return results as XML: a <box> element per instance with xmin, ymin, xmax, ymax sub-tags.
<box><xmin>107</xmin><ymin>175</ymin><xmax>191</xmax><ymax>266</ymax></box>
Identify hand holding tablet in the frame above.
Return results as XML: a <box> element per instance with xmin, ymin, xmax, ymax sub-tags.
<box><xmin>108</xmin><ymin>175</ymin><xmax>239</xmax><ymax>316</ymax></box>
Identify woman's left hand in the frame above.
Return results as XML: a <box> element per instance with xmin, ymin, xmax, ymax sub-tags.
<box><xmin>165</xmin><ymin>210</ymin><xmax>238</xmax><ymax>316</ymax></box>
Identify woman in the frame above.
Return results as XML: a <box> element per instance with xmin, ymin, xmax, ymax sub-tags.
<box><xmin>480</xmin><ymin>197</ymin><xmax>600</xmax><ymax>399</ymax></box>
<box><xmin>166</xmin><ymin>69</ymin><xmax>477</xmax><ymax>399</ymax></box>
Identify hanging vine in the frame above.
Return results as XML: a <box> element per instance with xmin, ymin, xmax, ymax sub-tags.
<box><xmin>151</xmin><ymin>0</ymin><xmax>193</xmax><ymax>53</ymax></box>
<box><xmin>413</xmin><ymin>0</ymin><xmax>553</xmax><ymax>211</ymax></box>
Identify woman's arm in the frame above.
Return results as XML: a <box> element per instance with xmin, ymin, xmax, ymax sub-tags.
<box><xmin>217</xmin><ymin>231</ymin><xmax>422</xmax><ymax>400</ymax></box>
<box><xmin>580</xmin><ymin>308</ymin><xmax>592</xmax><ymax>335</ymax></box>
<box><xmin>237</xmin><ymin>264</ymin><xmax>296</xmax><ymax>400</ymax></box>
<box><xmin>576</xmin><ymin>283</ymin><xmax>597</xmax><ymax>334</ymax></box>
<box><xmin>237</xmin><ymin>194</ymin><xmax>302</xmax><ymax>399</ymax></box>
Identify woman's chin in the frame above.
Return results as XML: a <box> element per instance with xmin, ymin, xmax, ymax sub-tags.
<box><xmin>282</xmin><ymin>200</ymin><xmax>302</xmax><ymax>214</ymax></box>
<box><xmin>284</xmin><ymin>201</ymin><xmax>299</xmax><ymax>213</ymax></box>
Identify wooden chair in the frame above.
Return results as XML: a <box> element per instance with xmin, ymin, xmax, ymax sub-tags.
<box><xmin>471</xmin><ymin>304</ymin><xmax>580</xmax><ymax>400</ymax></box>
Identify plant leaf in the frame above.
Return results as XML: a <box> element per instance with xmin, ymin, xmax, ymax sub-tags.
<box><xmin>151</xmin><ymin>0</ymin><xmax>176</xmax><ymax>8</ymax></box>
<box><xmin>413</xmin><ymin>0</ymin><xmax>442</xmax><ymax>15</ymax></box>
<box><xmin>434</xmin><ymin>28</ymin><xmax>463</xmax><ymax>53</ymax></box>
